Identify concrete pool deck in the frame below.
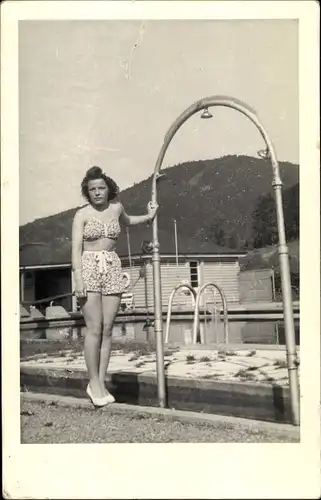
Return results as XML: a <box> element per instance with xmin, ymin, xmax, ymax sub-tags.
<box><xmin>20</xmin><ymin>343</ymin><xmax>300</xmax><ymax>425</ymax></box>
<box><xmin>21</xmin><ymin>345</ymin><xmax>298</xmax><ymax>386</ymax></box>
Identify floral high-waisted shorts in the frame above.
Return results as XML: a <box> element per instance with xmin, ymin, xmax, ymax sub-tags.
<box><xmin>81</xmin><ymin>250</ymin><xmax>126</xmax><ymax>295</ymax></box>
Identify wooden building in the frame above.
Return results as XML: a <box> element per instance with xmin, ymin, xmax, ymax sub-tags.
<box><xmin>121</xmin><ymin>253</ymin><xmax>243</xmax><ymax>312</ymax></box>
<box><xmin>20</xmin><ymin>220</ymin><xmax>275</xmax><ymax>313</ymax></box>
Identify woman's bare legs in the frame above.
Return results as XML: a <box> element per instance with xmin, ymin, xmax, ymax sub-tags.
<box><xmin>81</xmin><ymin>293</ymin><xmax>104</xmax><ymax>398</ymax></box>
<box><xmin>99</xmin><ymin>294</ymin><xmax>122</xmax><ymax>395</ymax></box>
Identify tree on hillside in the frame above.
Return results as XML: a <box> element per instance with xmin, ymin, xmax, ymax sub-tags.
<box><xmin>207</xmin><ymin>223</ymin><xmax>226</xmax><ymax>246</ymax></box>
<box><xmin>249</xmin><ymin>183</ymin><xmax>299</xmax><ymax>248</ymax></box>
<box><xmin>197</xmin><ymin>218</ymin><xmax>227</xmax><ymax>246</ymax></box>
<box><xmin>226</xmin><ymin>233</ymin><xmax>240</xmax><ymax>249</ymax></box>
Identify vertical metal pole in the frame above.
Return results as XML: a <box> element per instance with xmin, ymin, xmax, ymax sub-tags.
<box><xmin>275</xmin><ymin>322</ymin><xmax>280</xmax><ymax>345</ymax></box>
<box><xmin>20</xmin><ymin>270</ymin><xmax>25</xmax><ymax>303</ymax></box>
<box><xmin>271</xmin><ymin>269</ymin><xmax>276</xmax><ymax>301</ymax></box>
<box><xmin>273</xmin><ymin>181</ymin><xmax>300</xmax><ymax>425</ymax></box>
<box><xmin>71</xmin><ymin>269</ymin><xmax>78</xmax><ymax>312</ymax></box>
<box><xmin>144</xmin><ymin>260</ymin><xmax>149</xmax><ymax>313</ymax></box>
<box><xmin>126</xmin><ymin>227</ymin><xmax>133</xmax><ymax>279</ymax></box>
<box><xmin>143</xmin><ymin>260</ymin><xmax>150</xmax><ymax>342</ymax></box>
<box><xmin>174</xmin><ymin>219</ymin><xmax>179</xmax><ymax>266</ymax></box>
<box><xmin>215</xmin><ymin>306</ymin><xmax>219</xmax><ymax>345</ymax></box>
<box><xmin>152</xmin><ymin>215</ymin><xmax>166</xmax><ymax>407</ymax></box>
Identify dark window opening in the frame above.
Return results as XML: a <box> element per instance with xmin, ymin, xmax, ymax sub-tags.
<box><xmin>189</xmin><ymin>261</ymin><xmax>199</xmax><ymax>288</ymax></box>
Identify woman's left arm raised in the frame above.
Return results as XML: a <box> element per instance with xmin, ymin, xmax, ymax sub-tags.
<box><xmin>119</xmin><ymin>201</ymin><xmax>158</xmax><ymax>226</ymax></box>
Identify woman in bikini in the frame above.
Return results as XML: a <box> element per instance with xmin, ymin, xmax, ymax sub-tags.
<box><xmin>72</xmin><ymin>166</ymin><xmax>157</xmax><ymax>407</ymax></box>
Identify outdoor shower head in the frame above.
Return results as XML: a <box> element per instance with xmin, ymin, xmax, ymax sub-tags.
<box><xmin>257</xmin><ymin>148</ymin><xmax>270</xmax><ymax>160</ymax></box>
<box><xmin>200</xmin><ymin>107</ymin><xmax>213</xmax><ymax>119</ymax></box>
<box><xmin>155</xmin><ymin>172</ymin><xmax>167</xmax><ymax>182</ymax></box>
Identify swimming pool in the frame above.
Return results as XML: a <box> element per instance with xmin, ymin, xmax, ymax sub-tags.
<box><xmin>20</xmin><ymin>317</ymin><xmax>300</xmax><ymax>346</ymax></box>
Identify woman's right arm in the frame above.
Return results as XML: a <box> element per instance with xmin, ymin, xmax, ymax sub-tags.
<box><xmin>71</xmin><ymin>210</ymin><xmax>86</xmax><ymax>297</ymax></box>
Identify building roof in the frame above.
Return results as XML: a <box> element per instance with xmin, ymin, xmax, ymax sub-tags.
<box><xmin>19</xmin><ymin>217</ymin><xmax>244</xmax><ymax>268</ymax></box>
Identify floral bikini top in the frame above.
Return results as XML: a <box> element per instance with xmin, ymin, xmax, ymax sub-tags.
<box><xmin>83</xmin><ymin>217</ymin><xmax>121</xmax><ymax>241</ymax></box>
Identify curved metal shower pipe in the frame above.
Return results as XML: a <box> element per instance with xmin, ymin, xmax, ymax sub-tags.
<box><xmin>164</xmin><ymin>283</ymin><xmax>197</xmax><ymax>343</ymax></box>
<box><xmin>151</xmin><ymin>95</ymin><xmax>300</xmax><ymax>425</ymax></box>
<box><xmin>192</xmin><ymin>283</ymin><xmax>229</xmax><ymax>345</ymax></box>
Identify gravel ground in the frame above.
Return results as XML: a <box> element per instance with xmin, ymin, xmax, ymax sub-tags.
<box><xmin>20</xmin><ymin>400</ymin><xmax>299</xmax><ymax>443</ymax></box>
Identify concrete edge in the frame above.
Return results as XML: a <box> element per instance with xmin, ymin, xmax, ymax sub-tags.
<box><xmin>20</xmin><ymin>363</ymin><xmax>290</xmax><ymax>396</ymax></box>
<box><xmin>21</xmin><ymin>391</ymin><xmax>300</xmax><ymax>438</ymax></box>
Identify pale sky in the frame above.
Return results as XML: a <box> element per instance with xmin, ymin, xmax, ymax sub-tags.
<box><xmin>19</xmin><ymin>19</ymin><xmax>299</xmax><ymax>225</ymax></box>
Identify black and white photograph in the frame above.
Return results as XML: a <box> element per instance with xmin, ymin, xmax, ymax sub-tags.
<box><xmin>2</xmin><ymin>1</ymin><xmax>320</xmax><ymax>499</ymax></box>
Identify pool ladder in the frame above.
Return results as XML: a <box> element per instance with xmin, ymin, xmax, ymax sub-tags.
<box><xmin>164</xmin><ymin>282</ymin><xmax>229</xmax><ymax>345</ymax></box>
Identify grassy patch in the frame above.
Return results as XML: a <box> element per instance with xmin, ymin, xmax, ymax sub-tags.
<box><xmin>200</xmin><ymin>356</ymin><xmax>211</xmax><ymax>363</ymax></box>
<box><xmin>235</xmin><ymin>369</ymin><xmax>256</xmax><ymax>380</ymax></box>
<box><xmin>130</xmin><ymin>413</ymin><xmax>149</xmax><ymax>420</ymax></box>
<box><xmin>129</xmin><ymin>353</ymin><xmax>141</xmax><ymax>362</ymax></box>
<box><xmin>135</xmin><ymin>361</ymin><xmax>146</xmax><ymax>368</ymax></box>
<box><xmin>20</xmin><ymin>338</ymin><xmax>160</xmax><ymax>362</ymax></box>
<box><xmin>186</xmin><ymin>354</ymin><xmax>196</xmax><ymax>364</ymax></box>
<box><xmin>274</xmin><ymin>360</ymin><xmax>288</xmax><ymax>369</ymax></box>
<box><xmin>144</xmin><ymin>357</ymin><xmax>156</xmax><ymax>363</ymax></box>
<box><xmin>20</xmin><ymin>338</ymin><xmax>84</xmax><ymax>359</ymax></box>
<box><xmin>163</xmin><ymin>348</ymin><xmax>179</xmax><ymax>357</ymax></box>
<box><xmin>201</xmin><ymin>373</ymin><xmax>220</xmax><ymax>379</ymax></box>
<box><xmin>117</xmin><ymin>341</ymin><xmax>156</xmax><ymax>356</ymax></box>
<box><xmin>21</xmin><ymin>410</ymin><xmax>34</xmax><ymax>416</ymax></box>
<box><xmin>218</xmin><ymin>349</ymin><xmax>238</xmax><ymax>359</ymax></box>
<box><xmin>59</xmin><ymin>350</ymin><xmax>73</xmax><ymax>358</ymax></box>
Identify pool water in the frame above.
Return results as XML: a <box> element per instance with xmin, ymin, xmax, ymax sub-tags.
<box><xmin>20</xmin><ymin>318</ymin><xmax>300</xmax><ymax>346</ymax></box>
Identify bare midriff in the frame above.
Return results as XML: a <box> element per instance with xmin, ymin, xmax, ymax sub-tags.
<box><xmin>83</xmin><ymin>237</ymin><xmax>117</xmax><ymax>253</ymax></box>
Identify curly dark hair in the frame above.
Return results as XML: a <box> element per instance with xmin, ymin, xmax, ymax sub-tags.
<box><xmin>81</xmin><ymin>166</ymin><xmax>119</xmax><ymax>203</ymax></box>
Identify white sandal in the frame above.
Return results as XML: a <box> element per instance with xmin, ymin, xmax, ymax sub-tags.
<box><xmin>103</xmin><ymin>391</ymin><xmax>115</xmax><ymax>404</ymax></box>
<box><xmin>86</xmin><ymin>384</ymin><xmax>108</xmax><ymax>407</ymax></box>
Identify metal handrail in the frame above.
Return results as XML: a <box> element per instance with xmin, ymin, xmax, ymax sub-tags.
<box><xmin>164</xmin><ymin>283</ymin><xmax>197</xmax><ymax>343</ymax></box>
<box><xmin>21</xmin><ymin>292</ymin><xmax>74</xmax><ymax>306</ymax></box>
<box><xmin>193</xmin><ymin>283</ymin><xmax>229</xmax><ymax>344</ymax></box>
<box><xmin>204</xmin><ymin>289</ymin><xmax>219</xmax><ymax>344</ymax></box>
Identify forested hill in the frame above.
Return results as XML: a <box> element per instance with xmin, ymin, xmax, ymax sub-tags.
<box><xmin>120</xmin><ymin>154</ymin><xmax>299</xmax><ymax>250</ymax></box>
<box><xmin>20</xmin><ymin>155</ymin><xmax>299</xmax><ymax>258</ymax></box>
